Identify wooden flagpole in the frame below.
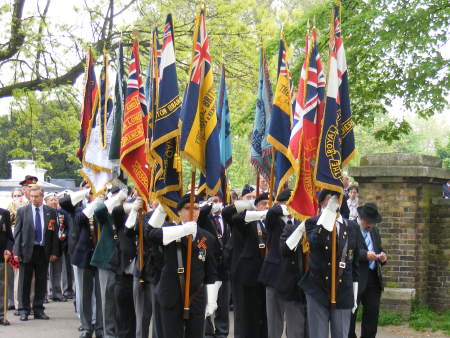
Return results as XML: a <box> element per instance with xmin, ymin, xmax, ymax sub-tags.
<box><xmin>268</xmin><ymin>148</ymin><xmax>276</xmax><ymax>207</ymax></box>
<box><xmin>183</xmin><ymin>170</ymin><xmax>196</xmax><ymax>319</ymax></box>
<box><xmin>3</xmin><ymin>255</ymin><xmax>7</xmax><ymax>323</ymax></box>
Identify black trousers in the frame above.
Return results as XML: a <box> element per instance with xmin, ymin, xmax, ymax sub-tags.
<box><xmin>231</xmin><ymin>279</ymin><xmax>244</xmax><ymax>338</ymax></box>
<box><xmin>160</xmin><ymin>287</ymin><xmax>206</xmax><ymax>338</ymax></box>
<box><xmin>349</xmin><ymin>270</ymin><xmax>382</xmax><ymax>338</ymax></box>
<box><xmin>19</xmin><ymin>245</ymin><xmax>48</xmax><ymax>314</ymax></box>
<box><xmin>115</xmin><ymin>274</ymin><xmax>136</xmax><ymax>338</ymax></box>
<box><xmin>242</xmin><ymin>283</ymin><xmax>267</xmax><ymax>338</ymax></box>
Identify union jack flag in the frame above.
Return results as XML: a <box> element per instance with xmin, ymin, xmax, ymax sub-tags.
<box><xmin>190</xmin><ymin>12</ymin><xmax>212</xmax><ymax>85</ymax></box>
<box><xmin>128</xmin><ymin>41</ymin><xmax>148</xmax><ymax>125</ymax></box>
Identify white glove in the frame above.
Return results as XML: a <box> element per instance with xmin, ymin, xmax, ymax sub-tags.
<box><xmin>82</xmin><ymin>195</ymin><xmax>104</xmax><ymax>218</ymax></box>
<box><xmin>123</xmin><ymin>202</ymin><xmax>132</xmax><ymax>214</ymax></box>
<box><xmin>286</xmin><ymin>221</ymin><xmax>306</xmax><ymax>250</ymax></box>
<box><xmin>234</xmin><ymin>199</ymin><xmax>255</xmax><ymax>213</ymax></box>
<box><xmin>352</xmin><ymin>282</ymin><xmax>359</xmax><ymax>314</ymax></box>
<box><xmin>244</xmin><ymin>210</ymin><xmax>268</xmax><ymax>223</ymax></box>
<box><xmin>280</xmin><ymin>204</ymin><xmax>290</xmax><ymax>216</ymax></box>
<box><xmin>318</xmin><ymin>195</ymin><xmax>340</xmax><ymax>232</ymax></box>
<box><xmin>205</xmin><ymin>281</ymin><xmax>222</xmax><ymax>318</ymax></box>
<box><xmin>70</xmin><ymin>189</ymin><xmax>90</xmax><ymax>206</ymax></box>
<box><xmin>211</xmin><ymin>202</ymin><xmax>223</xmax><ymax>214</ymax></box>
<box><xmin>104</xmin><ymin>189</ymin><xmax>128</xmax><ymax>214</ymax></box>
<box><xmin>148</xmin><ymin>204</ymin><xmax>166</xmax><ymax>228</ymax></box>
<box><xmin>162</xmin><ymin>222</ymin><xmax>197</xmax><ymax>245</ymax></box>
<box><xmin>125</xmin><ymin>198</ymin><xmax>143</xmax><ymax>229</ymax></box>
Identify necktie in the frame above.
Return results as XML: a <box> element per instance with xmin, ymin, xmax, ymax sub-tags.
<box><xmin>35</xmin><ymin>207</ymin><xmax>43</xmax><ymax>245</ymax></box>
<box><xmin>364</xmin><ymin>231</ymin><xmax>376</xmax><ymax>270</ymax></box>
<box><xmin>213</xmin><ymin>215</ymin><xmax>222</xmax><ymax>236</ymax></box>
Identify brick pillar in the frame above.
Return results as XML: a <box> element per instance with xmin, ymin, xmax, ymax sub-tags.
<box><xmin>349</xmin><ymin>153</ymin><xmax>449</xmax><ymax>309</ymax></box>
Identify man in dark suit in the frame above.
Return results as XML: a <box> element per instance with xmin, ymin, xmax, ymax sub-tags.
<box><xmin>200</xmin><ymin>195</ymin><xmax>232</xmax><ymax>338</ymax></box>
<box><xmin>442</xmin><ymin>180</ymin><xmax>450</xmax><ymax>198</ymax></box>
<box><xmin>14</xmin><ymin>185</ymin><xmax>59</xmax><ymax>321</ymax></box>
<box><xmin>349</xmin><ymin>203</ymin><xmax>386</xmax><ymax>338</ymax></box>
<box><xmin>300</xmin><ymin>190</ymin><xmax>360</xmax><ymax>338</ymax></box>
<box><xmin>0</xmin><ymin>208</ymin><xmax>13</xmax><ymax>325</ymax></box>
<box><xmin>232</xmin><ymin>192</ymin><xmax>270</xmax><ymax>338</ymax></box>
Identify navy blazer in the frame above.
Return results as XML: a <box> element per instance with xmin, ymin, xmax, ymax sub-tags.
<box><xmin>14</xmin><ymin>204</ymin><xmax>59</xmax><ymax>263</ymax></box>
<box><xmin>300</xmin><ymin>216</ymin><xmax>360</xmax><ymax>309</ymax></box>
<box><xmin>0</xmin><ymin>208</ymin><xmax>13</xmax><ymax>257</ymax></box>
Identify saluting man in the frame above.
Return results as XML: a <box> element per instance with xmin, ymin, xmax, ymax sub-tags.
<box><xmin>298</xmin><ymin>189</ymin><xmax>360</xmax><ymax>338</ymax></box>
<box><xmin>148</xmin><ymin>193</ymin><xmax>219</xmax><ymax>338</ymax></box>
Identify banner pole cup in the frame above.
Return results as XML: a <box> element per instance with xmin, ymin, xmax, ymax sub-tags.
<box><xmin>183</xmin><ymin>170</ymin><xmax>196</xmax><ymax>319</ymax></box>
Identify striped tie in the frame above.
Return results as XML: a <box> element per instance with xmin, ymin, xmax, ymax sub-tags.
<box><xmin>364</xmin><ymin>231</ymin><xmax>376</xmax><ymax>270</ymax></box>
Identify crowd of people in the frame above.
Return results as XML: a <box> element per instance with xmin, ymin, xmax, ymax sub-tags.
<box><xmin>0</xmin><ymin>174</ymin><xmax>390</xmax><ymax>338</ymax></box>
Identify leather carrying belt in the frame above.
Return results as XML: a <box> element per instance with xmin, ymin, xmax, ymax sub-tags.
<box><xmin>175</xmin><ymin>239</ymin><xmax>185</xmax><ymax>302</ymax></box>
<box><xmin>256</xmin><ymin>221</ymin><xmax>266</xmax><ymax>256</ymax></box>
<box><xmin>338</xmin><ymin>220</ymin><xmax>349</xmax><ymax>278</ymax></box>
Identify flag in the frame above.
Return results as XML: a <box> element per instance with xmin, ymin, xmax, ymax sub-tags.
<box><xmin>217</xmin><ymin>64</ymin><xmax>232</xmax><ymax>202</ymax></box>
<box><xmin>120</xmin><ymin>40</ymin><xmax>150</xmax><ymax>206</ymax></box>
<box><xmin>151</xmin><ymin>14</ymin><xmax>182</xmax><ymax>221</ymax></box>
<box><xmin>250</xmin><ymin>47</ymin><xmax>273</xmax><ymax>180</ymax></box>
<box><xmin>315</xmin><ymin>5</ymin><xmax>356</xmax><ymax>194</ymax></box>
<box><xmin>288</xmin><ymin>29</ymin><xmax>325</xmax><ymax>220</ymax></box>
<box><xmin>80</xmin><ymin>52</ymin><xmax>115</xmax><ymax>195</ymax></box>
<box><xmin>77</xmin><ymin>49</ymin><xmax>99</xmax><ymax>162</ymax></box>
<box><xmin>268</xmin><ymin>37</ymin><xmax>294</xmax><ymax>197</ymax></box>
<box><xmin>180</xmin><ymin>10</ymin><xmax>221</xmax><ymax>195</ymax></box>
<box><xmin>109</xmin><ymin>43</ymin><xmax>126</xmax><ymax>164</ymax></box>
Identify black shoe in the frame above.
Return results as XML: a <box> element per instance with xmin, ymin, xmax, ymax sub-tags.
<box><xmin>95</xmin><ymin>332</ymin><xmax>104</xmax><ymax>338</ymax></box>
<box><xmin>43</xmin><ymin>298</ymin><xmax>49</xmax><ymax>304</ymax></box>
<box><xmin>63</xmin><ymin>290</ymin><xmax>74</xmax><ymax>299</ymax></box>
<box><xmin>80</xmin><ymin>332</ymin><xmax>92</xmax><ymax>338</ymax></box>
<box><xmin>14</xmin><ymin>310</ymin><xmax>19</xmax><ymax>316</ymax></box>
<box><xmin>20</xmin><ymin>314</ymin><xmax>28</xmax><ymax>321</ymax></box>
<box><xmin>0</xmin><ymin>318</ymin><xmax>10</xmax><ymax>326</ymax></box>
<box><xmin>34</xmin><ymin>312</ymin><xmax>50</xmax><ymax>320</ymax></box>
<box><xmin>8</xmin><ymin>305</ymin><xmax>15</xmax><ymax>310</ymax></box>
<box><xmin>52</xmin><ymin>296</ymin><xmax>67</xmax><ymax>302</ymax></box>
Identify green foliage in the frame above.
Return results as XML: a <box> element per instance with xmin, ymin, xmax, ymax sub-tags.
<box><xmin>409</xmin><ymin>299</ymin><xmax>450</xmax><ymax>335</ymax></box>
<box><xmin>435</xmin><ymin>134</ymin><xmax>450</xmax><ymax>168</ymax></box>
<box><xmin>0</xmin><ymin>88</ymin><xmax>80</xmax><ymax>179</ymax></box>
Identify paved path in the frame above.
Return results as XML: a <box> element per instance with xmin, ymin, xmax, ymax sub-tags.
<box><xmin>1</xmin><ymin>301</ymin><xmax>448</xmax><ymax>337</ymax></box>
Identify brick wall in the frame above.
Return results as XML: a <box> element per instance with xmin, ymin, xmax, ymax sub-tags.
<box><xmin>427</xmin><ymin>198</ymin><xmax>450</xmax><ymax>311</ymax></box>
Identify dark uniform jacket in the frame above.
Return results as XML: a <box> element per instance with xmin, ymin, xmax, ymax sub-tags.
<box><xmin>0</xmin><ymin>208</ymin><xmax>13</xmax><ymax>258</ymax></box>
<box><xmin>258</xmin><ymin>204</ymin><xmax>288</xmax><ymax>288</ymax></box>
<box><xmin>232</xmin><ymin>210</ymin><xmax>267</xmax><ymax>287</ymax></box>
<box><xmin>59</xmin><ymin>196</ymin><xmax>82</xmax><ymax>256</ymax></box>
<box><xmin>148</xmin><ymin>226</ymin><xmax>218</xmax><ymax>309</ymax></box>
<box><xmin>222</xmin><ymin>205</ymin><xmax>243</xmax><ymax>282</ymax></box>
<box><xmin>71</xmin><ymin>209</ymin><xmax>100</xmax><ymax>269</ymax></box>
<box><xmin>199</xmin><ymin>204</ymin><xmax>231</xmax><ymax>281</ymax></box>
<box><xmin>300</xmin><ymin>215</ymin><xmax>360</xmax><ymax>309</ymax></box>
<box><xmin>14</xmin><ymin>204</ymin><xmax>60</xmax><ymax>263</ymax></box>
<box><xmin>91</xmin><ymin>203</ymin><xmax>118</xmax><ymax>271</ymax></box>
<box><xmin>353</xmin><ymin>221</ymin><xmax>384</xmax><ymax>295</ymax></box>
<box><xmin>110</xmin><ymin>205</ymin><xmax>137</xmax><ymax>275</ymax></box>
<box><xmin>279</xmin><ymin>221</ymin><xmax>306</xmax><ymax>302</ymax></box>
<box><xmin>56</xmin><ymin>208</ymin><xmax>72</xmax><ymax>253</ymax></box>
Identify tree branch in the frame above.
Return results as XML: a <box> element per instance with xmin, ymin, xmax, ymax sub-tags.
<box><xmin>0</xmin><ymin>0</ymin><xmax>26</xmax><ymax>61</ymax></box>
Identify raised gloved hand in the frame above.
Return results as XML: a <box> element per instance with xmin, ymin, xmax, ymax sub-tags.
<box><xmin>280</xmin><ymin>204</ymin><xmax>291</xmax><ymax>216</ymax></box>
<box><xmin>125</xmin><ymin>197</ymin><xmax>143</xmax><ymax>229</ymax></box>
<box><xmin>82</xmin><ymin>195</ymin><xmax>105</xmax><ymax>218</ymax></box>
<box><xmin>352</xmin><ymin>282</ymin><xmax>359</xmax><ymax>314</ymax></box>
<box><xmin>148</xmin><ymin>204</ymin><xmax>167</xmax><ymax>228</ymax></box>
<box><xmin>244</xmin><ymin>210</ymin><xmax>268</xmax><ymax>223</ymax></box>
<box><xmin>70</xmin><ymin>189</ymin><xmax>90</xmax><ymax>206</ymax></box>
<box><xmin>211</xmin><ymin>202</ymin><xmax>223</xmax><ymax>214</ymax></box>
<box><xmin>286</xmin><ymin>221</ymin><xmax>306</xmax><ymax>250</ymax></box>
<box><xmin>162</xmin><ymin>221</ymin><xmax>197</xmax><ymax>245</ymax></box>
<box><xmin>234</xmin><ymin>199</ymin><xmax>255</xmax><ymax>213</ymax></box>
<box><xmin>105</xmin><ymin>189</ymin><xmax>128</xmax><ymax>214</ymax></box>
<box><xmin>318</xmin><ymin>195</ymin><xmax>340</xmax><ymax>232</ymax></box>
<box><xmin>205</xmin><ymin>281</ymin><xmax>222</xmax><ymax>318</ymax></box>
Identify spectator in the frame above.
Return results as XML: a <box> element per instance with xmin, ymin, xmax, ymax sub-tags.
<box><xmin>442</xmin><ymin>179</ymin><xmax>450</xmax><ymax>198</ymax></box>
<box><xmin>347</xmin><ymin>185</ymin><xmax>359</xmax><ymax>221</ymax></box>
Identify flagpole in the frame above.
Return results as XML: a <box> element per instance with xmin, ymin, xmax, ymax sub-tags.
<box><xmin>183</xmin><ymin>169</ymin><xmax>196</xmax><ymax>319</ymax></box>
<box><xmin>3</xmin><ymin>255</ymin><xmax>7</xmax><ymax>323</ymax></box>
<box><xmin>256</xmin><ymin>171</ymin><xmax>260</xmax><ymax>196</ymax></box>
<box><xmin>268</xmin><ymin>148</ymin><xmax>275</xmax><ymax>207</ymax></box>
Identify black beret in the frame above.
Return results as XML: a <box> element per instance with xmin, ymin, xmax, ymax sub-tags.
<box><xmin>318</xmin><ymin>189</ymin><xmax>339</xmax><ymax>205</ymax></box>
<box><xmin>254</xmin><ymin>192</ymin><xmax>270</xmax><ymax>206</ymax></box>
<box><xmin>276</xmin><ymin>189</ymin><xmax>292</xmax><ymax>203</ymax></box>
<box><xmin>241</xmin><ymin>184</ymin><xmax>255</xmax><ymax>197</ymax></box>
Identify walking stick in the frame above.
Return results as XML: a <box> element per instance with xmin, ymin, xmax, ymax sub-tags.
<box><xmin>3</xmin><ymin>255</ymin><xmax>7</xmax><ymax>322</ymax></box>
<box><xmin>183</xmin><ymin>170</ymin><xmax>196</xmax><ymax>319</ymax></box>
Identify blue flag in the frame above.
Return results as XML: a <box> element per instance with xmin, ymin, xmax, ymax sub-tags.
<box><xmin>315</xmin><ymin>5</ymin><xmax>355</xmax><ymax>194</ymax></box>
<box><xmin>268</xmin><ymin>37</ymin><xmax>294</xmax><ymax>197</ymax></box>
<box><xmin>180</xmin><ymin>10</ymin><xmax>221</xmax><ymax>195</ymax></box>
<box><xmin>150</xmin><ymin>15</ymin><xmax>182</xmax><ymax>221</ymax></box>
<box><xmin>251</xmin><ymin>47</ymin><xmax>273</xmax><ymax>181</ymax></box>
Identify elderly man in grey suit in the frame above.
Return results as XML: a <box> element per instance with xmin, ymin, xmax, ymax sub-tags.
<box><xmin>14</xmin><ymin>185</ymin><xmax>60</xmax><ymax>321</ymax></box>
